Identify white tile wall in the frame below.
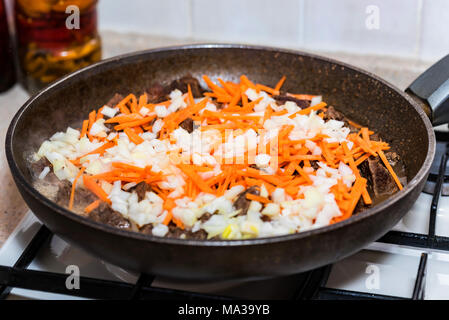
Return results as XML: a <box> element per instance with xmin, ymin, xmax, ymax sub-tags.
<box><xmin>98</xmin><ymin>0</ymin><xmax>192</xmax><ymax>38</ymax></box>
<box><xmin>191</xmin><ymin>0</ymin><xmax>302</xmax><ymax>47</ymax></box>
<box><xmin>303</xmin><ymin>0</ymin><xmax>421</xmax><ymax>58</ymax></box>
<box><xmin>97</xmin><ymin>0</ymin><xmax>449</xmax><ymax>62</ymax></box>
<box><xmin>420</xmin><ymin>0</ymin><xmax>449</xmax><ymax>61</ymax></box>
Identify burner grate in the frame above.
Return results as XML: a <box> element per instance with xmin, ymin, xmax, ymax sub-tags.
<box><xmin>0</xmin><ymin>150</ymin><xmax>446</xmax><ymax>300</ymax></box>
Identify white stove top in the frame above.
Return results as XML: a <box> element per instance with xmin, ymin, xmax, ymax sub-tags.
<box><xmin>1</xmin><ymin>191</ymin><xmax>449</xmax><ymax>300</ymax></box>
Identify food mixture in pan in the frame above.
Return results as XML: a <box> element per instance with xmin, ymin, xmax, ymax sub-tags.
<box><xmin>30</xmin><ymin>75</ymin><xmax>406</xmax><ymax>240</ymax></box>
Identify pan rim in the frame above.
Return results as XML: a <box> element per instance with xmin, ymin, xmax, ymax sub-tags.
<box><xmin>5</xmin><ymin>43</ymin><xmax>436</xmax><ymax>247</ymax></box>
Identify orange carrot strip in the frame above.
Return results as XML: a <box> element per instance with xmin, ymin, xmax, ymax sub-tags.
<box><xmin>293</xmin><ymin>163</ymin><xmax>312</xmax><ymax>184</ymax></box>
<box><xmin>287</xmin><ymin>154</ymin><xmax>322</xmax><ymax>161</ymax></box>
<box><xmin>378</xmin><ymin>150</ymin><xmax>403</xmax><ymax>190</ymax></box>
<box><xmin>162</xmin><ymin>211</ymin><xmax>173</xmax><ymax>225</ymax></box>
<box><xmin>362</xmin><ymin>188</ymin><xmax>372</xmax><ymax>205</ymax></box>
<box><xmin>355</xmin><ymin>153</ymin><xmax>370</xmax><ymax>166</ymax></box>
<box><xmin>187</xmin><ymin>84</ymin><xmax>195</xmax><ymax>107</ymax></box>
<box><xmin>274</xmin><ymin>76</ymin><xmax>286</xmax><ymax>92</ymax></box>
<box><xmin>82</xmin><ymin>175</ymin><xmax>111</xmax><ymax>204</ymax></box>
<box><xmin>138</xmin><ymin>93</ymin><xmax>148</xmax><ymax>111</ymax></box>
<box><xmin>256</xmin><ymin>84</ymin><xmax>277</xmax><ymax>95</ymax></box>
<box><xmin>77</xmin><ymin>141</ymin><xmax>114</xmax><ymax>159</ymax></box>
<box><xmin>116</xmin><ymin>94</ymin><xmax>137</xmax><ymax>114</ymax></box>
<box><xmin>246</xmin><ymin>193</ymin><xmax>271</xmax><ymax>204</ymax></box>
<box><xmin>346</xmin><ymin>176</ymin><xmax>367</xmax><ymax>216</ymax></box>
<box><xmin>289</xmin><ymin>102</ymin><xmax>327</xmax><ymax>118</ymax></box>
<box><xmin>124</xmin><ymin>128</ymin><xmax>144</xmax><ymax>145</ymax></box>
<box><xmin>114</xmin><ymin>115</ymin><xmax>156</xmax><ymax>130</ymax></box>
<box><xmin>80</xmin><ymin>120</ymin><xmax>89</xmax><ymax>137</ymax></box>
<box><xmin>69</xmin><ymin>166</ymin><xmax>86</xmax><ymax>210</ymax></box>
<box><xmin>240</xmin><ymin>75</ymin><xmax>257</xmax><ymax>90</ymax></box>
<box><xmin>105</xmin><ymin>113</ymin><xmax>143</xmax><ymax>124</ymax></box>
<box><xmin>84</xmin><ymin>199</ymin><xmax>101</xmax><ymax>213</ymax></box>
<box><xmin>88</xmin><ymin>110</ymin><xmax>96</xmax><ymax>130</ymax></box>
<box><xmin>178</xmin><ymin>164</ymin><xmax>214</xmax><ymax>193</ymax></box>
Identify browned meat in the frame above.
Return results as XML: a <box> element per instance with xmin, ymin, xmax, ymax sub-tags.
<box><xmin>54</xmin><ymin>180</ymin><xmax>97</xmax><ymax>208</ymax></box>
<box><xmin>179</xmin><ymin>117</ymin><xmax>194</xmax><ymax>133</ymax></box>
<box><xmin>273</xmin><ymin>95</ymin><xmax>311</xmax><ymax>109</ymax></box>
<box><xmin>323</xmin><ymin>106</ymin><xmax>345</xmax><ymax>121</ymax></box>
<box><xmin>310</xmin><ymin>160</ymin><xmax>320</xmax><ymax>170</ymax></box>
<box><xmin>129</xmin><ymin>181</ymin><xmax>152</xmax><ymax>202</ymax></box>
<box><xmin>168</xmin><ymin>75</ymin><xmax>204</xmax><ymax>98</ymax></box>
<box><xmin>367</xmin><ymin>157</ymin><xmax>399</xmax><ymax>196</ymax></box>
<box><xmin>147</xmin><ymin>83</ymin><xmax>167</xmax><ymax>103</ymax></box>
<box><xmin>106</xmin><ymin>93</ymin><xmax>124</xmax><ymax>108</ymax></box>
<box><xmin>140</xmin><ymin>222</ymin><xmax>209</xmax><ymax>239</ymax></box>
<box><xmin>140</xmin><ymin>224</ymin><xmax>153</xmax><ymax>235</ymax></box>
<box><xmin>323</xmin><ymin>106</ymin><xmax>360</xmax><ymax>133</ymax></box>
<box><xmin>29</xmin><ymin>158</ymin><xmax>59</xmax><ymax>183</ymax></box>
<box><xmin>199</xmin><ymin>212</ymin><xmax>212</xmax><ymax>223</ymax></box>
<box><xmin>88</xmin><ymin>202</ymin><xmax>131</xmax><ymax>230</ymax></box>
<box><xmin>385</xmin><ymin>151</ymin><xmax>400</xmax><ymax>167</ymax></box>
<box><xmin>234</xmin><ymin>186</ymin><xmax>260</xmax><ymax>216</ymax></box>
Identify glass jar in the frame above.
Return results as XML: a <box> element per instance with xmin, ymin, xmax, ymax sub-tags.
<box><xmin>15</xmin><ymin>0</ymin><xmax>101</xmax><ymax>93</ymax></box>
<box><xmin>0</xmin><ymin>0</ymin><xmax>16</xmax><ymax>92</ymax></box>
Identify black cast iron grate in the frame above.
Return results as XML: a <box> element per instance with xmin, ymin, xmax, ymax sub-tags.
<box><xmin>0</xmin><ymin>150</ymin><xmax>446</xmax><ymax>300</ymax></box>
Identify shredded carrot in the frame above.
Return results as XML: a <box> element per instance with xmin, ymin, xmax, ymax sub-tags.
<box><xmin>82</xmin><ymin>175</ymin><xmax>111</xmax><ymax>204</ymax></box>
<box><xmin>56</xmin><ymin>73</ymin><xmax>406</xmax><ymax>235</ymax></box>
<box><xmin>378</xmin><ymin>150</ymin><xmax>403</xmax><ymax>190</ymax></box>
<box><xmin>274</xmin><ymin>75</ymin><xmax>286</xmax><ymax>92</ymax></box>
<box><xmin>84</xmin><ymin>199</ymin><xmax>101</xmax><ymax>213</ymax></box>
<box><xmin>68</xmin><ymin>166</ymin><xmax>86</xmax><ymax>210</ymax></box>
<box><xmin>124</xmin><ymin>127</ymin><xmax>144</xmax><ymax>145</ymax></box>
<box><xmin>80</xmin><ymin>120</ymin><xmax>89</xmax><ymax>137</ymax></box>
<box><xmin>246</xmin><ymin>193</ymin><xmax>271</xmax><ymax>204</ymax></box>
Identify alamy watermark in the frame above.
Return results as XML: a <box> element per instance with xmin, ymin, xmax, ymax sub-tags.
<box><xmin>365</xmin><ymin>263</ymin><xmax>380</xmax><ymax>290</ymax></box>
<box><xmin>65</xmin><ymin>5</ymin><xmax>80</xmax><ymax>30</ymax></box>
<box><xmin>65</xmin><ymin>265</ymin><xmax>80</xmax><ymax>290</ymax></box>
<box><xmin>365</xmin><ymin>5</ymin><xmax>380</xmax><ymax>30</ymax></box>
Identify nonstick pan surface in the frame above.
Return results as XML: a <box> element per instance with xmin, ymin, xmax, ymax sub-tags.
<box><xmin>6</xmin><ymin>44</ymin><xmax>435</xmax><ymax>280</ymax></box>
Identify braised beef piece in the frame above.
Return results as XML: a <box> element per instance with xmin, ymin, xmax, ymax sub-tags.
<box><xmin>140</xmin><ymin>224</ymin><xmax>153</xmax><ymax>235</ymax></box>
<box><xmin>166</xmin><ymin>224</ymin><xmax>210</xmax><ymax>240</ymax></box>
<box><xmin>234</xmin><ymin>186</ymin><xmax>260</xmax><ymax>216</ymax></box>
<box><xmin>167</xmin><ymin>75</ymin><xmax>205</xmax><ymax>98</ymax></box>
<box><xmin>199</xmin><ymin>212</ymin><xmax>212</xmax><ymax>223</ymax></box>
<box><xmin>366</xmin><ymin>157</ymin><xmax>398</xmax><ymax>196</ymax></box>
<box><xmin>104</xmin><ymin>123</ymin><xmax>114</xmax><ymax>131</ymax></box>
<box><xmin>179</xmin><ymin>117</ymin><xmax>194</xmax><ymax>133</ymax></box>
<box><xmin>323</xmin><ymin>106</ymin><xmax>359</xmax><ymax>133</ymax></box>
<box><xmin>147</xmin><ymin>83</ymin><xmax>167</xmax><ymax>103</ymax></box>
<box><xmin>273</xmin><ymin>95</ymin><xmax>311</xmax><ymax>109</ymax></box>
<box><xmin>129</xmin><ymin>181</ymin><xmax>152</xmax><ymax>202</ymax></box>
<box><xmin>310</xmin><ymin>160</ymin><xmax>320</xmax><ymax>170</ymax></box>
<box><xmin>140</xmin><ymin>219</ymin><xmax>209</xmax><ymax>239</ymax></box>
<box><xmin>385</xmin><ymin>151</ymin><xmax>400</xmax><ymax>167</ymax></box>
<box><xmin>54</xmin><ymin>180</ymin><xmax>97</xmax><ymax>207</ymax></box>
<box><xmin>29</xmin><ymin>158</ymin><xmax>59</xmax><ymax>183</ymax></box>
<box><xmin>88</xmin><ymin>202</ymin><xmax>131</xmax><ymax>230</ymax></box>
<box><xmin>323</xmin><ymin>106</ymin><xmax>344</xmax><ymax>121</ymax></box>
<box><xmin>106</xmin><ymin>93</ymin><xmax>124</xmax><ymax>108</ymax></box>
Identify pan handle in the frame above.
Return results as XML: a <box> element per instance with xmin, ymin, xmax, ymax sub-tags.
<box><xmin>406</xmin><ymin>54</ymin><xmax>449</xmax><ymax>126</ymax></box>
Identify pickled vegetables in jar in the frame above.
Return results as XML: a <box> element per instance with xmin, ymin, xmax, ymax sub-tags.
<box><xmin>15</xmin><ymin>0</ymin><xmax>101</xmax><ymax>93</ymax></box>
<box><xmin>0</xmin><ymin>0</ymin><xmax>16</xmax><ymax>92</ymax></box>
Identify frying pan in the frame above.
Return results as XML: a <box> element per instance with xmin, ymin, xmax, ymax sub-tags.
<box><xmin>5</xmin><ymin>44</ymin><xmax>444</xmax><ymax>281</ymax></box>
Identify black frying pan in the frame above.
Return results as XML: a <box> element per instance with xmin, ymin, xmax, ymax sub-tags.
<box><xmin>5</xmin><ymin>44</ymin><xmax>442</xmax><ymax>280</ymax></box>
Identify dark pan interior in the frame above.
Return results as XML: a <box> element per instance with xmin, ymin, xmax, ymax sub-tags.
<box><xmin>13</xmin><ymin>45</ymin><xmax>429</xmax><ymax>194</ymax></box>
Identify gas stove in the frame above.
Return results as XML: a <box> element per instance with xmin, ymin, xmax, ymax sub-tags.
<box><xmin>1</xmin><ymin>136</ymin><xmax>449</xmax><ymax>300</ymax></box>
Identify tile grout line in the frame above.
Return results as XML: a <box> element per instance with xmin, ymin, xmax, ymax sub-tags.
<box><xmin>187</xmin><ymin>0</ymin><xmax>194</xmax><ymax>40</ymax></box>
<box><xmin>414</xmin><ymin>0</ymin><xmax>424</xmax><ymax>60</ymax></box>
<box><xmin>298</xmin><ymin>0</ymin><xmax>306</xmax><ymax>48</ymax></box>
